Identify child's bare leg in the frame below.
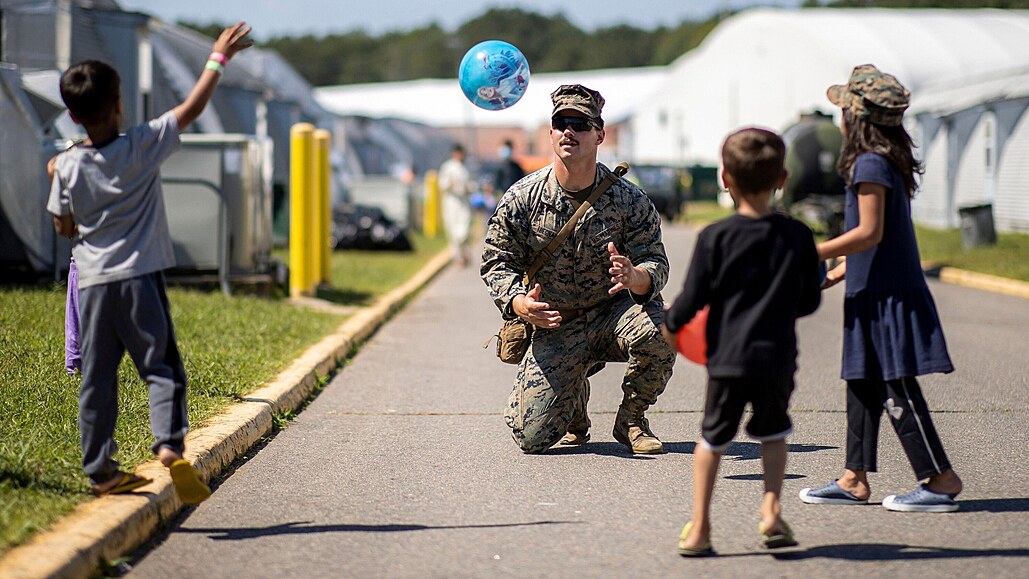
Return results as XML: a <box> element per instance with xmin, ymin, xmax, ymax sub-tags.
<box><xmin>684</xmin><ymin>442</ymin><xmax>721</xmax><ymax>549</ymax></box>
<box><xmin>157</xmin><ymin>445</ymin><xmax>183</xmax><ymax>467</ymax></box>
<box><xmin>927</xmin><ymin>468</ymin><xmax>962</xmax><ymax>496</ymax></box>
<box><xmin>837</xmin><ymin>468</ymin><xmax>871</xmax><ymax>500</ymax></box>
<box><xmin>760</xmin><ymin>439</ymin><xmax>787</xmax><ymax>531</ymax></box>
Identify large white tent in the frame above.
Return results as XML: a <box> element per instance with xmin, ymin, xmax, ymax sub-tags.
<box><xmin>631</xmin><ymin>7</ymin><xmax>1029</xmax><ymax>166</ymax></box>
<box><xmin>314</xmin><ymin>68</ymin><xmax>667</xmax><ymax>130</ymax></box>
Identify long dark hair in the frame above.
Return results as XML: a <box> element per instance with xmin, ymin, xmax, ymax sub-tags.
<box><xmin>837</xmin><ymin>108</ymin><xmax>923</xmax><ymax>198</ymax></box>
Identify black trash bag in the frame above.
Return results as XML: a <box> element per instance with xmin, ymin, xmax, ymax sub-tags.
<box><xmin>330</xmin><ymin>203</ymin><xmax>412</xmax><ymax>251</ymax></box>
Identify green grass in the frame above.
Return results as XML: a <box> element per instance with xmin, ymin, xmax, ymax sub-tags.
<box><xmin>915</xmin><ymin>225</ymin><xmax>1029</xmax><ymax>282</ymax></box>
<box><xmin>0</xmin><ymin>231</ymin><xmax>446</xmax><ymax>554</ymax></box>
<box><xmin>682</xmin><ymin>200</ymin><xmax>733</xmax><ymax>225</ymax></box>
<box><xmin>279</xmin><ymin>232</ymin><xmax>448</xmax><ymax>305</ymax></box>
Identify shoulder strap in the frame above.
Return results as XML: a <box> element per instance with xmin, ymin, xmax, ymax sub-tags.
<box><xmin>525</xmin><ymin>162</ymin><xmax>629</xmax><ymax>284</ymax></box>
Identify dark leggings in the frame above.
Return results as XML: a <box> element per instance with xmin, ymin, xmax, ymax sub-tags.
<box><xmin>846</xmin><ymin>376</ymin><xmax>951</xmax><ymax>481</ymax></box>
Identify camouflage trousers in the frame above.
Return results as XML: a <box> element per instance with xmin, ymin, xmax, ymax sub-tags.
<box><xmin>504</xmin><ymin>294</ymin><xmax>676</xmax><ymax>453</ymax></box>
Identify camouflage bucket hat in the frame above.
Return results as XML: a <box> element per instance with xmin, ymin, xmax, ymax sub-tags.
<box><xmin>551</xmin><ymin>84</ymin><xmax>605</xmax><ymax>120</ymax></box>
<box><xmin>827</xmin><ymin>64</ymin><xmax>910</xmax><ymax>127</ymax></box>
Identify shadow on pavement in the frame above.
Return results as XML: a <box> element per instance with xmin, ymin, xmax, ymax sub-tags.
<box><xmin>178</xmin><ymin>520</ymin><xmax>580</xmax><ymax>541</ymax></box>
<box><xmin>723</xmin><ymin>473</ymin><xmax>807</xmax><ymax>481</ymax></box>
<box><xmin>539</xmin><ymin>441</ymin><xmax>835</xmax><ymax>463</ymax></box>
<box><xmin>954</xmin><ymin>498</ymin><xmax>1029</xmax><ymax>513</ymax></box>
<box><xmin>723</xmin><ymin>442</ymin><xmax>838</xmax><ymax>461</ymax></box>
<box><xmin>546</xmin><ymin>442</ymin><xmax>657</xmax><ymax>458</ymax></box>
<box><xmin>769</xmin><ymin>543</ymin><xmax>1029</xmax><ymax>561</ymax></box>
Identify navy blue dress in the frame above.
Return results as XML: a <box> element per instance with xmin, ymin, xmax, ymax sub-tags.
<box><xmin>841</xmin><ymin>153</ymin><xmax>953</xmax><ymax>381</ymax></box>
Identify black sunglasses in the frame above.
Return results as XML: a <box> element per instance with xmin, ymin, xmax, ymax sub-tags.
<box><xmin>551</xmin><ymin>116</ymin><xmax>598</xmax><ymax>132</ymax></box>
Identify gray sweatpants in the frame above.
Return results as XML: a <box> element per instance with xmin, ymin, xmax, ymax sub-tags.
<box><xmin>78</xmin><ymin>271</ymin><xmax>188</xmax><ymax>485</ymax></box>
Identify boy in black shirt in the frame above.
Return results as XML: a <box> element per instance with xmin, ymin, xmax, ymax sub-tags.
<box><xmin>663</xmin><ymin>127</ymin><xmax>821</xmax><ymax>556</ymax></box>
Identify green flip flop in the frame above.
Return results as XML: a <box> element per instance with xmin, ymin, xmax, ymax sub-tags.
<box><xmin>91</xmin><ymin>472</ymin><xmax>152</xmax><ymax>496</ymax></box>
<box><xmin>759</xmin><ymin>517</ymin><xmax>799</xmax><ymax>549</ymax></box>
<box><xmin>678</xmin><ymin>521</ymin><xmax>717</xmax><ymax>557</ymax></box>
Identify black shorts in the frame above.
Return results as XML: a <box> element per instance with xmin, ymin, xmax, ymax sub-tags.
<box><xmin>701</xmin><ymin>373</ymin><xmax>795</xmax><ymax>452</ymax></box>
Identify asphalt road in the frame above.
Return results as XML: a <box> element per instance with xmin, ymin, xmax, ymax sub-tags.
<box><xmin>128</xmin><ymin>223</ymin><xmax>1029</xmax><ymax>578</ymax></box>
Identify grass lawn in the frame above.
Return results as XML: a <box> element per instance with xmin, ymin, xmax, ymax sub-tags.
<box><xmin>0</xmin><ymin>232</ymin><xmax>446</xmax><ymax>554</ymax></box>
<box><xmin>682</xmin><ymin>200</ymin><xmax>733</xmax><ymax>225</ymax></box>
<box><xmin>915</xmin><ymin>225</ymin><xmax>1029</xmax><ymax>282</ymax></box>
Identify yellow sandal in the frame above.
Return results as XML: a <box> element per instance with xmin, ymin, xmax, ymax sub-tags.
<box><xmin>678</xmin><ymin>521</ymin><xmax>716</xmax><ymax>557</ymax></box>
<box><xmin>169</xmin><ymin>459</ymin><xmax>211</xmax><ymax>505</ymax></box>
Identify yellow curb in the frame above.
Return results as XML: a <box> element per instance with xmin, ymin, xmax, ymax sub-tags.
<box><xmin>0</xmin><ymin>249</ymin><xmax>453</xmax><ymax>579</ymax></box>
<box><xmin>937</xmin><ymin>267</ymin><xmax>1029</xmax><ymax>299</ymax></box>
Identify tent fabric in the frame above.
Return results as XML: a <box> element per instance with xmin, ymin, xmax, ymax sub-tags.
<box><xmin>314</xmin><ymin>67</ymin><xmax>667</xmax><ymax>131</ymax></box>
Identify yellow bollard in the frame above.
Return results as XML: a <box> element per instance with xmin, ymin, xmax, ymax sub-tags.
<box><xmin>424</xmin><ymin>169</ymin><xmax>440</xmax><ymax>238</ymax></box>
<box><xmin>290</xmin><ymin>122</ymin><xmax>315</xmax><ymax>298</ymax></box>
<box><xmin>314</xmin><ymin>129</ymin><xmax>332</xmax><ymax>286</ymax></box>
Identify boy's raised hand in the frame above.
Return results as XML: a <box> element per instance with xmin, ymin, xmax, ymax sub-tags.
<box><xmin>174</xmin><ymin>22</ymin><xmax>253</xmax><ymax>130</ymax></box>
<box><xmin>213</xmin><ymin>22</ymin><xmax>253</xmax><ymax>61</ymax></box>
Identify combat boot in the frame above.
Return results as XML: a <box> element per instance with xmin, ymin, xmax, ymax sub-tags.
<box><xmin>560</xmin><ymin>381</ymin><xmax>592</xmax><ymax>445</ymax></box>
<box><xmin>613</xmin><ymin>402</ymin><xmax>663</xmax><ymax>454</ymax></box>
<box><xmin>559</xmin><ymin>409</ymin><xmax>591</xmax><ymax>445</ymax></box>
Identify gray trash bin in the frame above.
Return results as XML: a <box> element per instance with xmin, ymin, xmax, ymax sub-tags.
<box><xmin>957</xmin><ymin>203</ymin><xmax>997</xmax><ymax>249</ymax></box>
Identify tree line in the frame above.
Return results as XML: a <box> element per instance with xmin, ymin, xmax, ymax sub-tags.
<box><xmin>179</xmin><ymin>2</ymin><xmax>1029</xmax><ymax>87</ymax></box>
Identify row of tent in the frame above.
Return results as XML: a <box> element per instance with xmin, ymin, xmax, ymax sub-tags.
<box><xmin>0</xmin><ymin>0</ymin><xmax>455</xmax><ymax>276</ymax></box>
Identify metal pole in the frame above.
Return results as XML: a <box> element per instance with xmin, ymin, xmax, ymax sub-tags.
<box><xmin>314</xmin><ymin>128</ymin><xmax>331</xmax><ymax>286</ymax></box>
<box><xmin>290</xmin><ymin>123</ymin><xmax>315</xmax><ymax>297</ymax></box>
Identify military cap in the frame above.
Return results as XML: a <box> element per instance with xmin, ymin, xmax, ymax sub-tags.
<box><xmin>827</xmin><ymin>64</ymin><xmax>910</xmax><ymax>127</ymax></box>
<box><xmin>551</xmin><ymin>84</ymin><xmax>605</xmax><ymax>120</ymax></box>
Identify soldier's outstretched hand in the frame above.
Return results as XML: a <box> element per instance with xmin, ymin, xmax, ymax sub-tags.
<box><xmin>608</xmin><ymin>242</ymin><xmax>651</xmax><ymax>296</ymax></box>
<box><xmin>514</xmin><ymin>283</ymin><xmax>562</xmax><ymax>329</ymax></box>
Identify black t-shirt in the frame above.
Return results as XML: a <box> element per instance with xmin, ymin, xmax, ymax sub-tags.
<box><xmin>665</xmin><ymin>213</ymin><xmax>821</xmax><ymax>377</ymax></box>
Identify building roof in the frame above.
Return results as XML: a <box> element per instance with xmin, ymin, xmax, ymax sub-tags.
<box><xmin>910</xmin><ymin>65</ymin><xmax>1029</xmax><ymax>117</ymax></box>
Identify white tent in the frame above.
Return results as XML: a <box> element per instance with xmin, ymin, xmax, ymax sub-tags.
<box><xmin>631</xmin><ymin>7</ymin><xmax>1029</xmax><ymax>166</ymax></box>
<box><xmin>314</xmin><ymin>68</ymin><xmax>667</xmax><ymax>130</ymax></box>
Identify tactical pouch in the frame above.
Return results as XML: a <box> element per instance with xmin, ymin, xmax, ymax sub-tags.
<box><xmin>493</xmin><ymin>318</ymin><xmax>534</xmax><ymax>365</ymax></box>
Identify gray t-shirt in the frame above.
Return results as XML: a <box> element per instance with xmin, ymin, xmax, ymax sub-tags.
<box><xmin>47</xmin><ymin>112</ymin><xmax>180</xmax><ymax>288</ymax></box>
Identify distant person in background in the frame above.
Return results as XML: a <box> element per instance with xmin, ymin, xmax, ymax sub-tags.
<box><xmin>494</xmin><ymin>139</ymin><xmax>526</xmax><ymax>193</ymax></box>
<box><xmin>438</xmin><ymin>144</ymin><xmax>474</xmax><ymax>267</ymax></box>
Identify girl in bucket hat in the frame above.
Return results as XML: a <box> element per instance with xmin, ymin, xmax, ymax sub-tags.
<box><xmin>799</xmin><ymin>64</ymin><xmax>963</xmax><ymax>512</ymax></box>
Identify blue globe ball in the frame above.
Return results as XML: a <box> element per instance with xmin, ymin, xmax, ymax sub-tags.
<box><xmin>458</xmin><ymin>40</ymin><xmax>530</xmax><ymax>111</ymax></box>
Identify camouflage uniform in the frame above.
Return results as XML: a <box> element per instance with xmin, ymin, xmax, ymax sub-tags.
<box><xmin>481</xmin><ymin>162</ymin><xmax>677</xmax><ymax>453</ymax></box>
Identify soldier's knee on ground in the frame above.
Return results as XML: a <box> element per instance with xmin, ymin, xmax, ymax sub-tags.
<box><xmin>512</xmin><ymin>429</ymin><xmax>559</xmax><ymax>454</ymax></box>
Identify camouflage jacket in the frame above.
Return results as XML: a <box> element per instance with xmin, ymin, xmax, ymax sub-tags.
<box><xmin>481</xmin><ymin>162</ymin><xmax>669</xmax><ymax>319</ymax></box>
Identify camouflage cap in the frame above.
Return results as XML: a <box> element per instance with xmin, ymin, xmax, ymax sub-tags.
<box><xmin>827</xmin><ymin>64</ymin><xmax>910</xmax><ymax>127</ymax></box>
<box><xmin>551</xmin><ymin>84</ymin><xmax>604</xmax><ymax>120</ymax></box>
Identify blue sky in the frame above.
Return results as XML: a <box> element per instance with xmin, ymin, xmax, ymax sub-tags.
<box><xmin>118</xmin><ymin>0</ymin><xmax>804</xmax><ymax>39</ymax></box>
